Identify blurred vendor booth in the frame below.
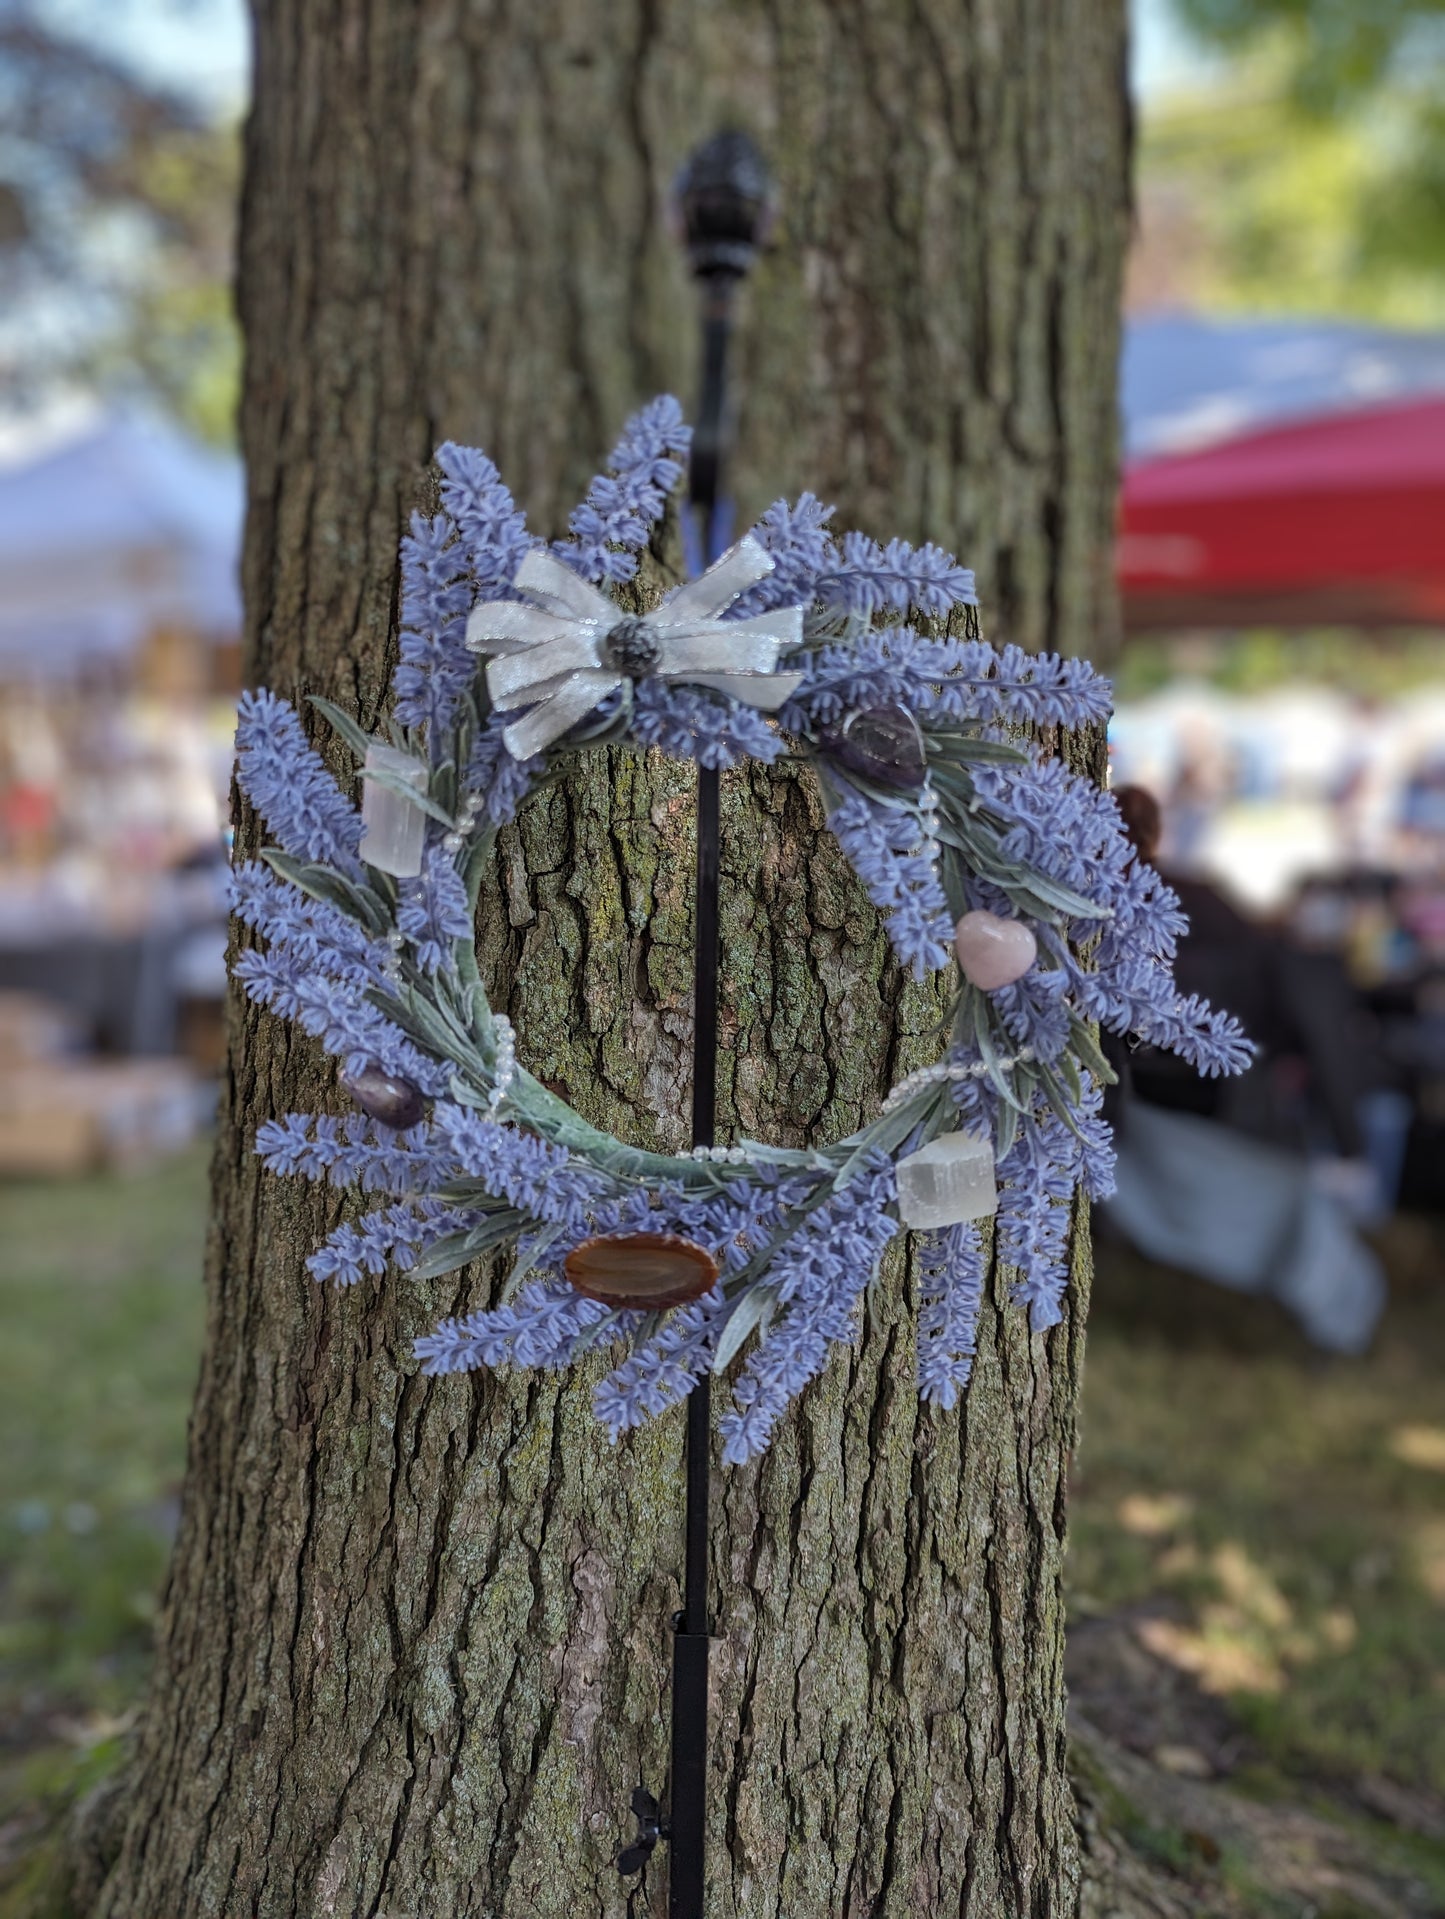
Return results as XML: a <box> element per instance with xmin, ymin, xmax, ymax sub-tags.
<box><xmin>0</xmin><ymin>408</ymin><xmax>240</xmax><ymax>1167</ymax></box>
<box><xmin>1110</xmin><ymin>315</ymin><xmax>1445</xmax><ymax>1244</ymax></box>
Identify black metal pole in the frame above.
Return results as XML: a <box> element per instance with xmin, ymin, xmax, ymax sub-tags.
<box><xmin>669</xmin><ymin>746</ymin><xmax>719</xmax><ymax>1919</ymax></box>
<box><xmin>668</xmin><ymin>279</ymin><xmax>731</xmax><ymax>1919</ymax></box>
<box><xmin>666</xmin><ymin>131</ymin><xmax>773</xmax><ymax>1919</ymax></box>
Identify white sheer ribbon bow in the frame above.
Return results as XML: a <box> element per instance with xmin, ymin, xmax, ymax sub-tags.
<box><xmin>465</xmin><ymin>535</ymin><xmax>805</xmax><ymax>761</ymax></box>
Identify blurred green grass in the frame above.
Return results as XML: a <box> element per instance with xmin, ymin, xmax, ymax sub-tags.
<box><xmin>0</xmin><ymin>1147</ymin><xmax>208</xmax><ymax>1743</ymax></box>
<box><xmin>1073</xmin><ymin>1226</ymin><xmax>1445</xmax><ymax>1812</ymax></box>
<box><xmin>0</xmin><ymin>1148</ymin><xmax>1440</xmax><ymax>1849</ymax></box>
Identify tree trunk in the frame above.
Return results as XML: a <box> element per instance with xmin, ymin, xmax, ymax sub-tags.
<box><xmin>92</xmin><ymin>4</ymin><xmax>1129</xmax><ymax>1915</ymax></box>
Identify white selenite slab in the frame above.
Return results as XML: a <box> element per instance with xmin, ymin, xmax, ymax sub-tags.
<box><xmin>895</xmin><ymin>1132</ymin><xmax>998</xmax><ymax>1228</ymax></box>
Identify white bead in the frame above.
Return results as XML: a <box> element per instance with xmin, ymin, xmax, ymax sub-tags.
<box><xmin>360</xmin><ymin>742</ymin><xmax>428</xmax><ymax>878</ymax></box>
<box><xmin>443</xmin><ymin>832</ymin><xmax>465</xmax><ymax>854</ymax></box>
<box><xmin>896</xmin><ymin>1132</ymin><xmax>997</xmax><ymax>1228</ymax></box>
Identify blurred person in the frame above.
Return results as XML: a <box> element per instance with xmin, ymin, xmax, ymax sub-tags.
<box><xmin>1399</xmin><ymin>750</ymin><xmax>1445</xmax><ymax>845</ymax></box>
<box><xmin>1115</xmin><ymin>784</ymin><xmax>1382</xmax><ymax>1162</ymax></box>
<box><xmin>1327</xmin><ymin>694</ymin><xmax>1388</xmax><ymax>869</ymax></box>
<box><xmin>1101</xmin><ymin>783</ymin><xmax>1387</xmax><ymax>1355</ymax></box>
<box><xmin>1160</xmin><ymin>719</ymin><xmax>1233</xmax><ymax>872</ymax></box>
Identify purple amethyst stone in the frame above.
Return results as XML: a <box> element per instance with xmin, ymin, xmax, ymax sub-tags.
<box><xmin>340</xmin><ymin>1063</ymin><xmax>427</xmax><ymax>1131</ymax></box>
<box><xmin>821</xmin><ymin>703</ymin><xmax>927</xmax><ymax>790</ymax></box>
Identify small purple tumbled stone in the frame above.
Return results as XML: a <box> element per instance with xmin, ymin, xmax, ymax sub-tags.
<box><xmin>954</xmin><ymin>911</ymin><xmax>1037</xmax><ymax>990</ymax></box>
<box><xmin>820</xmin><ymin>703</ymin><xmax>927</xmax><ymax>791</ymax></box>
<box><xmin>340</xmin><ymin>1063</ymin><xmax>427</xmax><ymax>1131</ymax></box>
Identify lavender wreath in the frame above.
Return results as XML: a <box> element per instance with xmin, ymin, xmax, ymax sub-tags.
<box><xmin>231</xmin><ymin>396</ymin><xmax>1250</xmax><ymax>1463</ymax></box>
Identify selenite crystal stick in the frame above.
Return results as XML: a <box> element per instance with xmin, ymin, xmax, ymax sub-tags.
<box><xmin>359</xmin><ymin>740</ymin><xmax>428</xmax><ymax>877</ymax></box>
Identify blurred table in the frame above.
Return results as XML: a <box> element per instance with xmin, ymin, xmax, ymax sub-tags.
<box><xmin>0</xmin><ymin>861</ymin><xmax>227</xmax><ymax>1056</ymax></box>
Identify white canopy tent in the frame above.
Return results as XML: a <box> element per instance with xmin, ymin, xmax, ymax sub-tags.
<box><xmin>0</xmin><ymin>408</ymin><xmax>243</xmax><ymax>679</ymax></box>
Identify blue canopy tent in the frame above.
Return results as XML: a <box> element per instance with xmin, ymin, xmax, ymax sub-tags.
<box><xmin>1121</xmin><ymin>312</ymin><xmax>1445</xmax><ymax>462</ymax></box>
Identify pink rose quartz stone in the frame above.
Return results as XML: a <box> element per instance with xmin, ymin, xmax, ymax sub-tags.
<box><xmin>953</xmin><ymin>910</ymin><xmax>1037</xmax><ymax>989</ymax></box>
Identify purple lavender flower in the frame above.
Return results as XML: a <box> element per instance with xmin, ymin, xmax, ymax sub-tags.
<box><xmin>730</xmin><ymin>493</ymin><xmax>837</xmax><ymax>616</ymax></box>
<box><xmin>427</xmin><ymin>1107</ymin><xmax>611</xmax><ymax>1230</ymax></box>
<box><xmin>987</xmin><ymin>966</ymin><xmax>1072</xmax><ymax>1066</ymax></box>
<box><xmin>778</xmin><ymin>627</ymin><xmax>948</xmax><ymax>731</ymax></box>
<box><xmin>780</xmin><ymin>631</ymin><xmax>1110</xmax><ymax>736</ymax></box>
<box><xmin>436</xmin><ymin>442</ymin><xmax>535</xmax><ymax>590</ymax></box>
<box><xmin>929</xmin><ymin>640</ymin><xmax>1112</xmax><ymax>730</ymax></box>
<box><xmin>417</xmin><ymin>1281</ymin><xmax>624</xmax><ymax>1376</ymax></box>
<box><xmin>393</xmin><ymin>512</ymin><xmax>476</xmax><ymax>733</ymax></box>
<box><xmin>593</xmin><ymin>1296</ymin><xmax>724</xmax><ymax>1436</ymax></box>
<box><xmin>994</xmin><ymin>1078</ymin><xmax>1116</xmax><ymax>1332</ymax></box>
<box><xmin>630</xmin><ymin>678</ymin><xmax>785</xmax><ymax>770</ymax></box>
<box><xmin>398</xmin><ymin>846</ymin><xmax>472</xmax><ymax>974</ymax></box>
<box><xmin>731</xmin><ymin>497</ymin><xmax>974</xmax><ymax>623</ymax></box>
<box><xmin>718</xmin><ymin>1160</ymin><xmax>899</xmax><ymax>1463</ymax></box>
<box><xmin>256</xmin><ymin>1112</ymin><xmax>456</xmax><ymax>1195</ymax></box>
<box><xmin>557</xmin><ymin>396</ymin><xmax>691</xmax><ymax>586</ymax></box>
<box><xmin>959</xmin><ymin>753</ymin><xmax>1251</xmax><ymax>1079</ymax></box>
<box><xmin>822</xmin><ymin>531</ymin><xmax>976</xmax><ymax>620</ymax></box>
<box><xmin>233</xmin><ymin>941</ymin><xmax>449</xmax><ymax>1095</ymax></box>
<box><xmin>229</xmin><ymin>863</ymin><xmax>390</xmax><ymax>991</ymax></box>
<box><xmin>309</xmin><ymin>1200</ymin><xmax>477</xmax><ymax>1287</ymax></box>
<box><xmin>826</xmin><ymin>791</ymin><xmax>953</xmax><ymax>978</ymax></box>
<box><xmin>234</xmin><ymin>690</ymin><xmax>364</xmax><ymax>877</ymax></box>
<box><xmin>917</xmin><ymin>1223</ymin><xmax>987</xmax><ymax>1408</ymax></box>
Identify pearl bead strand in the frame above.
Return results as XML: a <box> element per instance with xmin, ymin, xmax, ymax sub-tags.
<box><xmin>486</xmin><ymin>1014</ymin><xmax>517</xmax><ymax>1115</ymax></box>
<box><xmin>881</xmin><ymin>1048</ymin><xmax>1036</xmax><ymax>1115</ymax></box>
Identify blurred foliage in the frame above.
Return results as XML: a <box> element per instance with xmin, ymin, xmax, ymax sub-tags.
<box><xmin>1176</xmin><ymin>0</ymin><xmax>1445</xmax><ymax>110</ymax></box>
<box><xmin>87</xmin><ymin>126</ymin><xmax>242</xmax><ymax>445</ymax></box>
<box><xmin>0</xmin><ymin>9</ymin><xmax>240</xmax><ymax>442</ymax></box>
<box><xmin>1137</xmin><ymin>4</ymin><xmax>1445</xmax><ymax>324</ymax></box>
<box><xmin>1115</xmin><ymin>629</ymin><xmax>1445</xmax><ymax>700</ymax></box>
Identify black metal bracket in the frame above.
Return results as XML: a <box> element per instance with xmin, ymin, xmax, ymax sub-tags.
<box><xmin>617</xmin><ymin>1785</ymin><xmax>667</xmax><ymax>1878</ymax></box>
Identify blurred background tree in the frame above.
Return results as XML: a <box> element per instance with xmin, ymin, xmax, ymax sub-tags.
<box><xmin>0</xmin><ymin>3</ymin><xmax>240</xmax><ymax>440</ymax></box>
<box><xmin>1131</xmin><ymin>0</ymin><xmax>1445</xmax><ymax>322</ymax></box>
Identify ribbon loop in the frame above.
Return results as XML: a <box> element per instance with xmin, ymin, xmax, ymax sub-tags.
<box><xmin>466</xmin><ymin>536</ymin><xmax>803</xmax><ymax>760</ymax></box>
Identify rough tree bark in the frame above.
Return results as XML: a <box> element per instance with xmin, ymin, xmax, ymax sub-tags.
<box><xmin>90</xmin><ymin>3</ymin><xmax>1129</xmax><ymax>1914</ymax></box>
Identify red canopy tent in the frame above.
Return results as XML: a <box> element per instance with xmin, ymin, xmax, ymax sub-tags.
<box><xmin>1118</xmin><ymin>395</ymin><xmax>1445</xmax><ymax>631</ymax></box>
